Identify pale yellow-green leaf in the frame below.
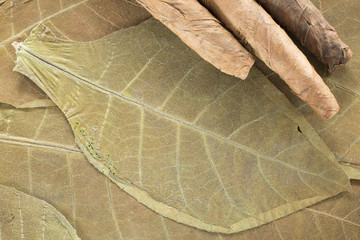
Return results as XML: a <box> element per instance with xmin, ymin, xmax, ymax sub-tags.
<box><xmin>0</xmin><ymin>184</ymin><xmax>80</xmax><ymax>240</ymax></box>
<box><xmin>14</xmin><ymin>19</ymin><xmax>350</xmax><ymax>233</ymax></box>
<box><xmin>1</xmin><ymin>105</ymin><xmax>359</xmax><ymax>239</ymax></box>
<box><xmin>0</xmin><ymin>0</ymin><xmax>149</xmax><ymax>108</ymax></box>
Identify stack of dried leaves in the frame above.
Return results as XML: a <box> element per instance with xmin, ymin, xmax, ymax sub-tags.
<box><xmin>0</xmin><ymin>0</ymin><xmax>359</xmax><ymax>239</ymax></box>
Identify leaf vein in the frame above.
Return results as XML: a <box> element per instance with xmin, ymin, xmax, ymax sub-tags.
<box><xmin>307</xmin><ymin>208</ymin><xmax>360</xmax><ymax>227</ymax></box>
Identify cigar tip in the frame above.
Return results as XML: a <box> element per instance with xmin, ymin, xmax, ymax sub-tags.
<box><xmin>318</xmin><ymin>103</ymin><xmax>340</xmax><ymax>120</ymax></box>
<box><xmin>321</xmin><ymin>109</ymin><xmax>339</xmax><ymax>120</ymax></box>
<box><xmin>328</xmin><ymin>47</ymin><xmax>353</xmax><ymax>73</ymax></box>
<box><xmin>344</xmin><ymin>47</ymin><xmax>353</xmax><ymax>63</ymax></box>
<box><xmin>236</xmin><ymin>67</ymin><xmax>251</xmax><ymax>80</ymax></box>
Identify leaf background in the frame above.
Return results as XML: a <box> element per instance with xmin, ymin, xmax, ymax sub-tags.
<box><xmin>0</xmin><ymin>105</ymin><xmax>359</xmax><ymax>239</ymax></box>
<box><xmin>0</xmin><ymin>0</ymin><xmax>359</xmax><ymax>239</ymax></box>
<box><xmin>0</xmin><ymin>184</ymin><xmax>80</xmax><ymax>239</ymax></box>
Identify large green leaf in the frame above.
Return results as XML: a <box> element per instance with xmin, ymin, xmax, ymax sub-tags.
<box><xmin>263</xmin><ymin>0</ymin><xmax>360</xmax><ymax>165</ymax></box>
<box><xmin>14</xmin><ymin>19</ymin><xmax>350</xmax><ymax>233</ymax></box>
<box><xmin>0</xmin><ymin>105</ymin><xmax>359</xmax><ymax>239</ymax></box>
<box><xmin>0</xmin><ymin>184</ymin><xmax>80</xmax><ymax>239</ymax></box>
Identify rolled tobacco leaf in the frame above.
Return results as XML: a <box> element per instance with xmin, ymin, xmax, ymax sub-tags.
<box><xmin>199</xmin><ymin>0</ymin><xmax>340</xmax><ymax>119</ymax></box>
<box><xmin>257</xmin><ymin>0</ymin><xmax>353</xmax><ymax>72</ymax></box>
<box><xmin>136</xmin><ymin>0</ymin><xmax>255</xmax><ymax>79</ymax></box>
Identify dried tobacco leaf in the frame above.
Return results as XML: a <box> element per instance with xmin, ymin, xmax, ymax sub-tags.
<box><xmin>14</xmin><ymin>19</ymin><xmax>350</xmax><ymax>233</ymax></box>
<box><xmin>0</xmin><ymin>0</ymin><xmax>149</xmax><ymax>108</ymax></box>
<box><xmin>263</xmin><ymin>0</ymin><xmax>360</xmax><ymax>165</ymax></box>
<box><xmin>0</xmin><ymin>184</ymin><xmax>80</xmax><ymax>240</ymax></box>
<box><xmin>0</xmin><ymin>105</ymin><xmax>359</xmax><ymax>239</ymax></box>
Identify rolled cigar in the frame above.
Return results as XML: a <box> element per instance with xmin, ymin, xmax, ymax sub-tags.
<box><xmin>257</xmin><ymin>0</ymin><xmax>352</xmax><ymax>72</ymax></box>
<box><xmin>199</xmin><ymin>0</ymin><xmax>339</xmax><ymax>119</ymax></box>
<box><xmin>136</xmin><ymin>0</ymin><xmax>255</xmax><ymax>79</ymax></box>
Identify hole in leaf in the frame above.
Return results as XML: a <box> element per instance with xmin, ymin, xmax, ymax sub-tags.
<box><xmin>297</xmin><ymin>126</ymin><xmax>302</xmax><ymax>133</ymax></box>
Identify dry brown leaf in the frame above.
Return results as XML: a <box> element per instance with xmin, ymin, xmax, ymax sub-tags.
<box><xmin>0</xmin><ymin>0</ymin><xmax>149</xmax><ymax>108</ymax></box>
<box><xmin>14</xmin><ymin>19</ymin><xmax>351</xmax><ymax>233</ymax></box>
<box><xmin>262</xmin><ymin>0</ymin><xmax>360</xmax><ymax>165</ymax></box>
<box><xmin>0</xmin><ymin>105</ymin><xmax>359</xmax><ymax>239</ymax></box>
<box><xmin>0</xmin><ymin>184</ymin><xmax>80</xmax><ymax>240</ymax></box>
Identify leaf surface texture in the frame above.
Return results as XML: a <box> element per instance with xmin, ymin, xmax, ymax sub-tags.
<box><xmin>13</xmin><ymin>19</ymin><xmax>352</xmax><ymax>233</ymax></box>
<box><xmin>0</xmin><ymin>0</ymin><xmax>149</xmax><ymax>107</ymax></box>
<box><xmin>0</xmin><ymin>105</ymin><xmax>359</xmax><ymax>239</ymax></box>
<box><xmin>0</xmin><ymin>183</ymin><xmax>80</xmax><ymax>240</ymax></box>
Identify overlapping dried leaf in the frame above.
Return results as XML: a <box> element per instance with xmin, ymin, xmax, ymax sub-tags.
<box><xmin>0</xmin><ymin>0</ymin><xmax>149</xmax><ymax>107</ymax></box>
<box><xmin>0</xmin><ymin>184</ymin><xmax>80</xmax><ymax>239</ymax></box>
